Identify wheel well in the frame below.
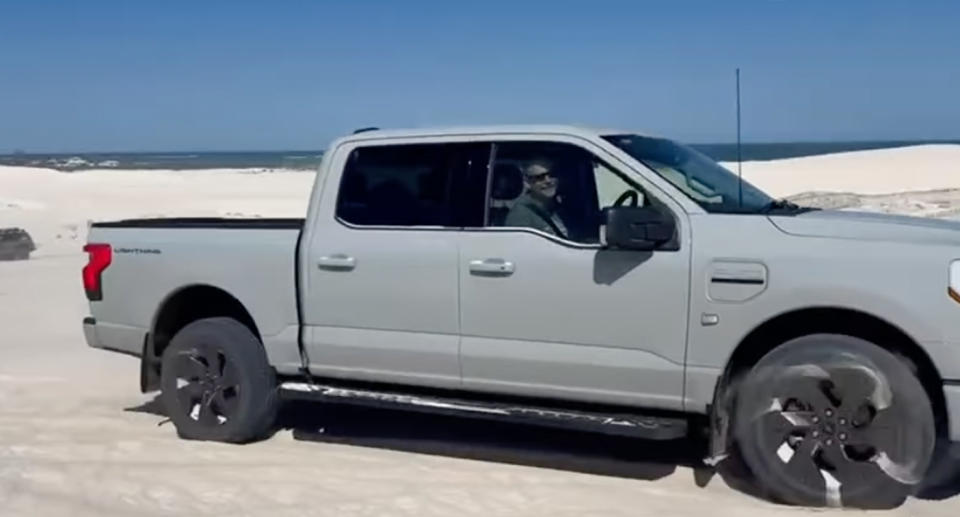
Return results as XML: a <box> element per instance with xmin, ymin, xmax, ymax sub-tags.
<box><xmin>713</xmin><ymin>307</ymin><xmax>948</xmax><ymax>451</ymax></box>
<box><xmin>142</xmin><ymin>285</ymin><xmax>260</xmax><ymax>392</ymax></box>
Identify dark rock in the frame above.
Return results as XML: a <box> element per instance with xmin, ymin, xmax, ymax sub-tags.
<box><xmin>0</xmin><ymin>227</ymin><xmax>35</xmax><ymax>261</ymax></box>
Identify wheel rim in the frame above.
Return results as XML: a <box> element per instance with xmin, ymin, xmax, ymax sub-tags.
<box><xmin>750</xmin><ymin>363</ymin><xmax>915</xmax><ymax>507</ymax></box>
<box><xmin>171</xmin><ymin>344</ymin><xmax>242</xmax><ymax>427</ymax></box>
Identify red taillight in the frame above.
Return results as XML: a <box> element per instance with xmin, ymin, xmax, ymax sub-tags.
<box><xmin>82</xmin><ymin>243</ymin><xmax>112</xmax><ymax>301</ymax></box>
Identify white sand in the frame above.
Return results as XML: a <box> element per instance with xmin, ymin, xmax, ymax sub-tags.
<box><xmin>3</xmin><ymin>146</ymin><xmax>960</xmax><ymax>515</ymax></box>
<box><xmin>0</xmin><ymin>167</ymin><xmax>315</xmax><ymax>257</ymax></box>
<box><xmin>722</xmin><ymin>144</ymin><xmax>960</xmax><ymax>198</ymax></box>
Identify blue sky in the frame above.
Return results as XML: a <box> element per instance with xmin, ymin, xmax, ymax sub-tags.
<box><xmin>0</xmin><ymin>1</ymin><xmax>957</xmax><ymax>152</ymax></box>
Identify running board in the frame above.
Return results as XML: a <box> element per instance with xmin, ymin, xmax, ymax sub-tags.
<box><xmin>279</xmin><ymin>381</ymin><xmax>688</xmax><ymax>441</ymax></box>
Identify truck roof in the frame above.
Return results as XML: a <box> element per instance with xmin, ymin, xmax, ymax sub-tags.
<box><xmin>337</xmin><ymin>124</ymin><xmax>653</xmax><ymax>143</ymax></box>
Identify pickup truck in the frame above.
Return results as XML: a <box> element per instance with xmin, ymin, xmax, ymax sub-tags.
<box><xmin>83</xmin><ymin>125</ymin><xmax>960</xmax><ymax>508</ymax></box>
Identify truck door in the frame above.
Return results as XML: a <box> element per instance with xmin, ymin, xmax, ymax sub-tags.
<box><xmin>456</xmin><ymin>138</ymin><xmax>692</xmax><ymax>410</ymax></box>
<box><xmin>301</xmin><ymin>139</ymin><xmax>487</xmax><ymax>389</ymax></box>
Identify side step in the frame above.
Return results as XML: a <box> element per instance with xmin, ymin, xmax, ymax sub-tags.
<box><xmin>279</xmin><ymin>381</ymin><xmax>688</xmax><ymax>441</ymax></box>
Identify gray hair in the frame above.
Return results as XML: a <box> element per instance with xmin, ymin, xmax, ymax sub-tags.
<box><xmin>522</xmin><ymin>158</ymin><xmax>553</xmax><ymax>178</ymax></box>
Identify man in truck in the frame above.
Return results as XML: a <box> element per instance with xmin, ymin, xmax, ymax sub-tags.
<box><xmin>505</xmin><ymin>157</ymin><xmax>570</xmax><ymax>238</ymax></box>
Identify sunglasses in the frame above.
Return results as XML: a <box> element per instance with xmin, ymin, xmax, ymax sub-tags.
<box><xmin>525</xmin><ymin>171</ymin><xmax>555</xmax><ymax>183</ymax></box>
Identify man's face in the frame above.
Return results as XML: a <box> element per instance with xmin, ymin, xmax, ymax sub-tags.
<box><xmin>524</xmin><ymin>163</ymin><xmax>558</xmax><ymax>199</ymax></box>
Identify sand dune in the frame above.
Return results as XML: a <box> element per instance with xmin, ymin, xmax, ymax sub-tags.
<box><xmin>0</xmin><ymin>167</ymin><xmax>314</xmax><ymax>257</ymax></box>
<box><xmin>4</xmin><ymin>146</ymin><xmax>960</xmax><ymax>515</ymax></box>
<box><xmin>723</xmin><ymin>144</ymin><xmax>960</xmax><ymax>197</ymax></box>
<box><xmin>720</xmin><ymin>144</ymin><xmax>960</xmax><ymax>219</ymax></box>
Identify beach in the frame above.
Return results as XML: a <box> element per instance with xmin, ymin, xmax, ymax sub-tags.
<box><xmin>3</xmin><ymin>144</ymin><xmax>960</xmax><ymax>516</ymax></box>
<box><xmin>728</xmin><ymin>144</ymin><xmax>960</xmax><ymax>218</ymax></box>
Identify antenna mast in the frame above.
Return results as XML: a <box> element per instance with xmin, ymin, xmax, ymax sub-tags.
<box><xmin>736</xmin><ymin>68</ymin><xmax>743</xmax><ymax>207</ymax></box>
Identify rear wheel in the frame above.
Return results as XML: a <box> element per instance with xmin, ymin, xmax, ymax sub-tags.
<box><xmin>160</xmin><ymin>317</ymin><xmax>279</xmax><ymax>443</ymax></box>
<box><xmin>732</xmin><ymin>334</ymin><xmax>935</xmax><ymax>508</ymax></box>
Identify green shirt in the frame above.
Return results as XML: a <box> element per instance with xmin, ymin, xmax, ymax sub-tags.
<box><xmin>504</xmin><ymin>192</ymin><xmax>569</xmax><ymax>238</ymax></box>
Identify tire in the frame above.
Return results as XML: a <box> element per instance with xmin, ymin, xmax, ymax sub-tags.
<box><xmin>916</xmin><ymin>434</ymin><xmax>960</xmax><ymax>499</ymax></box>
<box><xmin>732</xmin><ymin>334</ymin><xmax>935</xmax><ymax>509</ymax></box>
<box><xmin>160</xmin><ymin>317</ymin><xmax>279</xmax><ymax>443</ymax></box>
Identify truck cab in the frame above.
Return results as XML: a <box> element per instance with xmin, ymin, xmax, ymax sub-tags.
<box><xmin>299</xmin><ymin>128</ymin><xmax>699</xmax><ymax>410</ymax></box>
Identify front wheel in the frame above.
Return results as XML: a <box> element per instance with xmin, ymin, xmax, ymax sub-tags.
<box><xmin>732</xmin><ymin>334</ymin><xmax>935</xmax><ymax>509</ymax></box>
<box><xmin>160</xmin><ymin>317</ymin><xmax>279</xmax><ymax>443</ymax></box>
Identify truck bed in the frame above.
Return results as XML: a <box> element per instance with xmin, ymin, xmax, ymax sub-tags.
<box><xmin>84</xmin><ymin>218</ymin><xmax>304</xmax><ymax>376</ymax></box>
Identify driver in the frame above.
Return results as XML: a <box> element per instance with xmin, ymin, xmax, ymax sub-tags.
<box><xmin>504</xmin><ymin>158</ymin><xmax>569</xmax><ymax>238</ymax></box>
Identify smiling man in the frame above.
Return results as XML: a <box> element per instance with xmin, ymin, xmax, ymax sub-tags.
<box><xmin>504</xmin><ymin>158</ymin><xmax>570</xmax><ymax>239</ymax></box>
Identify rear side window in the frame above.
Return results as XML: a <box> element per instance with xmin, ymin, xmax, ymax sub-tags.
<box><xmin>336</xmin><ymin>144</ymin><xmax>457</xmax><ymax>227</ymax></box>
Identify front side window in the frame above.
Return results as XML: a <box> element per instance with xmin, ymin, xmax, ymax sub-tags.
<box><xmin>336</xmin><ymin>144</ymin><xmax>457</xmax><ymax>227</ymax></box>
<box><xmin>486</xmin><ymin>141</ymin><xmax>651</xmax><ymax>244</ymax></box>
<box><xmin>594</xmin><ymin>160</ymin><xmax>646</xmax><ymax>209</ymax></box>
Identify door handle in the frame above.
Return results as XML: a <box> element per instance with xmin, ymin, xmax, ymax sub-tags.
<box><xmin>317</xmin><ymin>254</ymin><xmax>356</xmax><ymax>271</ymax></box>
<box><xmin>469</xmin><ymin>258</ymin><xmax>514</xmax><ymax>275</ymax></box>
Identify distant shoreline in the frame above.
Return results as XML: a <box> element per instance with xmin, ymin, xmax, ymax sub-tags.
<box><xmin>2</xmin><ymin>140</ymin><xmax>959</xmax><ymax>172</ymax></box>
<box><xmin>0</xmin><ymin>151</ymin><xmax>325</xmax><ymax>172</ymax></box>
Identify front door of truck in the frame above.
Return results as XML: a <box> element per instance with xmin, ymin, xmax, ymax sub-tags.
<box><xmin>457</xmin><ymin>138</ymin><xmax>692</xmax><ymax>410</ymax></box>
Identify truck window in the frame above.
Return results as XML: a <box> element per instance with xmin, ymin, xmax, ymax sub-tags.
<box><xmin>487</xmin><ymin>141</ymin><xmax>648</xmax><ymax>244</ymax></box>
<box><xmin>594</xmin><ymin>160</ymin><xmax>645</xmax><ymax>210</ymax></box>
<box><xmin>336</xmin><ymin>144</ymin><xmax>458</xmax><ymax>227</ymax></box>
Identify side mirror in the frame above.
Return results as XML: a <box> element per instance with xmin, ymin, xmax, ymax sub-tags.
<box><xmin>602</xmin><ymin>206</ymin><xmax>675</xmax><ymax>250</ymax></box>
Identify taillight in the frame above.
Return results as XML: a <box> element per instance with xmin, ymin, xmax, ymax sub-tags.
<box><xmin>82</xmin><ymin>243</ymin><xmax>112</xmax><ymax>301</ymax></box>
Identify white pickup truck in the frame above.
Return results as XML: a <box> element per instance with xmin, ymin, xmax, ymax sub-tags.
<box><xmin>83</xmin><ymin>125</ymin><xmax>960</xmax><ymax>508</ymax></box>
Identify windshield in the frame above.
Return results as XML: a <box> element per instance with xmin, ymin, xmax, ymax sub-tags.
<box><xmin>602</xmin><ymin>134</ymin><xmax>775</xmax><ymax>213</ymax></box>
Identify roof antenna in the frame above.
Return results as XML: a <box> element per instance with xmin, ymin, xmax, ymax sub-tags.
<box><xmin>736</xmin><ymin>67</ymin><xmax>743</xmax><ymax>207</ymax></box>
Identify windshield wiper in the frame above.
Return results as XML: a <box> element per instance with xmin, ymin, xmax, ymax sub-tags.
<box><xmin>759</xmin><ymin>198</ymin><xmax>817</xmax><ymax>214</ymax></box>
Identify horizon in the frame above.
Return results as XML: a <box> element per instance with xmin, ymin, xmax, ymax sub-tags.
<box><xmin>5</xmin><ymin>138</ymin><xmax>960</xmax><ymax>171</ymax></box>
<box><xmin>1</xmin><ymin>2</ymin><xmax>958</xmax><ymax>152</ymax></box>
<box><xmin>5</xmin><ymin>137</ymin><xmax>960</xmax><ymax>156</ymax></box>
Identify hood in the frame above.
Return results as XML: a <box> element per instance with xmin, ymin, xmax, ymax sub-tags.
<box><xmin>769</xmin><ymin>209</ymin><xmax>960</xmax><ymax>246</ymax></box>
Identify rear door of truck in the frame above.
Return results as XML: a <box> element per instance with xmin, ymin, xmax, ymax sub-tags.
<box><xmin>299</xmin><ymin>138</ymin><xmax>488</xmax><ymax>389</ymax></box>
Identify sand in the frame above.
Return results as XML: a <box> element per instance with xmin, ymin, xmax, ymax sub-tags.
<box><xmin>723</xmin><ymin>144</ymin><xmax>960</xmax><ymax>219</ymax></box>
<box><xmin>0</xmin><ymin>167</ymin><xmax>314</xmax><ymax>258</ymax></box>
<box><xmin>726</xmin><ymin>144</ymin><xmax>960</xmax><ymax>197</ymax></box>
<box><xmin>3</xmin><ymin>144</ymin><xmax>960</xmax><ymax>516</ymax></box>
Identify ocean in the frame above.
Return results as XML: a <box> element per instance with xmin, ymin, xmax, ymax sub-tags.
<box><xmin>1</xmin><ymin>140</ymin><xmax>958</xmax><ymax>172</ymax></box>
<box><xmin>0</xmin><ymin>151</ymin><xmax>326</xmax><ymax>171</ymax></box>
